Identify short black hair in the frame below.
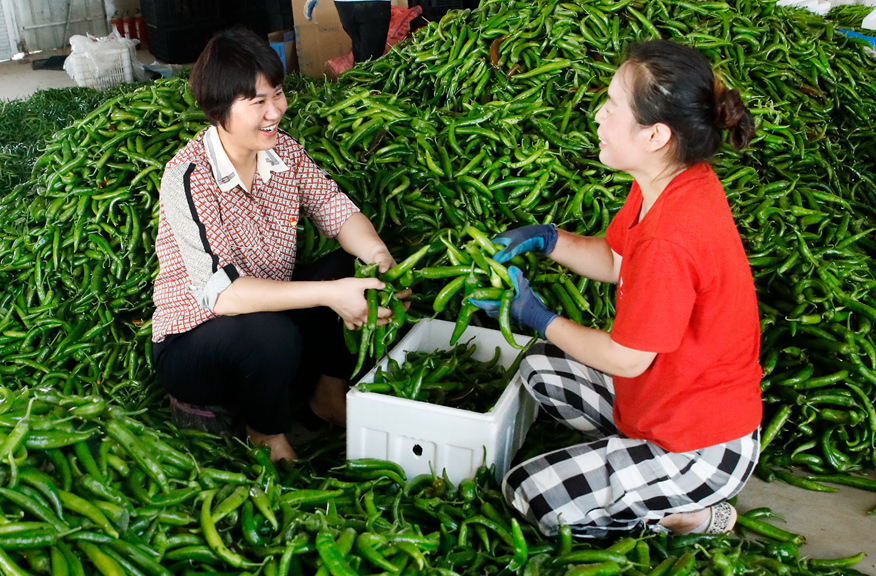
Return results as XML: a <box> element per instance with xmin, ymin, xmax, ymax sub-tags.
<box><xmin>189</xmin><ymin>27</ymin><xmax>285</xmax><ymax>129</ymax></box>
<box><xmin>622</xmin><ymin>40</ymin><xmax>755</xmax><ymax>166</ymax></box>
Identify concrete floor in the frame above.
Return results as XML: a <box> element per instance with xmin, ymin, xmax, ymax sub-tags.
<box><xmin>0</xmin><ymin>47</ymin><xmax>162</xmax><ymax>101</ymax></box>
<box><xmin>0</xmin><ymin>49</ymin><xmax>78</xmax><ymax>100</ymax></box>
<box><xmin>1</xmin><ymin>48</ymin><xmax>875</xmax><ymax>575</ymax></box>
<box><xmin>737</xmin><ymin>475</ymin><xmax>876</xmax><ymax>573</ymax></box>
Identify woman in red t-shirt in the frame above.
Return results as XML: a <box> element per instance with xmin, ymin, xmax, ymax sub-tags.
<box><xmin>472</xmin><ymin>40</ymin><xmax>760</xmax><ymax>538</ymax></box>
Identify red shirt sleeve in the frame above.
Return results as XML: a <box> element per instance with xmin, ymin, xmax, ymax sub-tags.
<box><xmin>606</xmin><ymin>183</ymin><xmax>640</xmax><ymax>255</ymax></box>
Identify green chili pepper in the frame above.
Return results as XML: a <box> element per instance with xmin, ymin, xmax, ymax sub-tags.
<box><xmin>58</xmin><ymin>489</ymin><xmax>118</xmax><ymax>538</ymax></box>
<box><xmin>380</xmin><ymin>244</ymin><xmax>430</xmax><ymax>282</ymax></box>
<box><xmin>735</xmin><ymin>514</ymin><xmax>806</xmax><ymax>545</ymax></box>
<box><xmin>315</xmin><ymin>529</ymin><xmax>359</xmax><ymax>576</ymax></box>
<box><xmin>200</xmin><ymin>489</ymin><xmax>259</xmax><ymax>568</ymax></box>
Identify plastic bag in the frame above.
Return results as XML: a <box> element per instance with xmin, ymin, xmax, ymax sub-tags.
<box><xmin>328</xmin><ymin>5</ymin><xmax>423</xmax><ymax>77</ymax></box>
<box><xmin>64</xmin><ymin>29</ymin><xmax>146</xmax><ymax>89</ymax></box>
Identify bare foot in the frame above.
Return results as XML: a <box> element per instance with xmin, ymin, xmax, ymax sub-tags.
<box><xmin>658</xmin><ymin>508</ymin><xmax>711</xmax><ymax>534</ymax></box>
<box><xmin>247</xmin><ymin>426</ymin><xmax>298</xmax><ymax>463</ymax></box>
<box><xmin>309</xmin><ymin>375</ymin><xmax>348</xmax><ymax>426</ymax></box>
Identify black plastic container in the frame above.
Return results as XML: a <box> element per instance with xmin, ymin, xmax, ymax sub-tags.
<box><xmin>145</xmin><ymin>20</ymin><xmax>221</xmax><ymax>64</ymax></box>
<box><xmin>140</xmin><ymin>0</ymin><xmax>217</xmax><ymax>27</ymax></box>
<box><xmin>222</xmin><ymin>7</ymin><xmax>273</xmax><ymax>38</ymax></box>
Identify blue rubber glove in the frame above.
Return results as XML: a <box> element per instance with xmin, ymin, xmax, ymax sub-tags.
<box><xmin>470</xmin><ymin>266</ymin><xmax>559</xmax><ymax>338</ymax></box>
<box><xmin>491</xmin><ymin>224</ymin><xmax>558</xmax><ymax>264</ymax></box>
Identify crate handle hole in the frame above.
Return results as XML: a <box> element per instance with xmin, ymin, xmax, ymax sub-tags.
<box><xmin>412</xmin><ymin>444</ymin><xmax>423</xmax><ymax>457</ymax></box>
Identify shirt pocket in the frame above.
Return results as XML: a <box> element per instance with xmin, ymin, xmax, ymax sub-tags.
<box><xmin>224</xmin><ymin>217</ymin><xmax>270</xmax><ymax>274</ymax></box>
<box><xmin>267</xmin><ymin>183</ymin><xmax>301</xmax><ymax>261</ymax></box>
<box><xmin>226</xmin><ymin>217</ymin><xmax>263</xmax><ymax>252</ymax></box>
<box><xmin>274</xmin><ymin>201</ymin><xmax>301</xmax><ymax>236</ymax></box>
<box><xmin>272</xmin><ymin>204</ymin><xmax>300</xmax><ymax>278</ymax></box>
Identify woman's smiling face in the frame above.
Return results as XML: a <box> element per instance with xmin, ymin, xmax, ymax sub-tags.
<box><xmin>222</xmin><ymin>74</ymin><xmax>288</xmax><ymax>153</ymax></box>
<box><xmin>594</xmin><ymin>65</ymin><xmax>654</xmax><ymax>173</ymax></box>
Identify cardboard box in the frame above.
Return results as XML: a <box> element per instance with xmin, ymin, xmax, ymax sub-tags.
<box><xmin>346</xmin><ymin>319</ymin><xmax>540</xmax><ymax>486</ymax></box>
<box><xmin>268</xmin><ymin>30</ymin><xmax>299</xmax><ymax>73</ymax></box>
<box><xmin>290</xmin><ymin>0</ymin><xmax>351</xmax><ymax>78</ymax></box>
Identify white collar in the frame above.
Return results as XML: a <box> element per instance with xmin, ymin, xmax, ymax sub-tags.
<box><xmin>204</xmin><ymin>125</ymin><xmax>290</xmax><ymax>192</ymax></box>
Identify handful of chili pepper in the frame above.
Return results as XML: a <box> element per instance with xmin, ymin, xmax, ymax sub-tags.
<box><xmin>344</xmin><ymin>246</ymin><xmax>431</xmax><ymax>377</ymax></box>
<box><xmin>409</xmin><ymin>227</ymin><xmax>545</xmax><ymax>346</ymax></box>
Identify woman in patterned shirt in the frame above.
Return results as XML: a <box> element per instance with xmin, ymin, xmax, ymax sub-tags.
<box><xmin>151</xmin><ymin>28</ymin><xmax>404</xmax><ymax>462</ymax></box>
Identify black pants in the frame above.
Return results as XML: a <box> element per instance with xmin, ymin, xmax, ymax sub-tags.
<box><xmin>153</xmin><ymin>251</ymin><xmax>357</xmax><ymax>435</ymax></box>
<box><xmin>335</xmin><ymin>1</ymin><xmax>392</xmax><ymax>63</ymax></box>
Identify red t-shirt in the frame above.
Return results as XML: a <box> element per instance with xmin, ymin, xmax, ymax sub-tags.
<box><xmin>605</xmin><ymin>163</ymin><xmax>762</xmax><ymax>452</ymax></box>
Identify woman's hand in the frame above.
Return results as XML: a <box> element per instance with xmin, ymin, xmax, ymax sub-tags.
<box><xmin>367</xmin><ymin>246</ymin><xmax>414</xmax><ymax>303</ymax></box>
<box><xmin>368</xmin><ymin>246</ymin><xmax>396</xmax><ymax>275</ymax></box>
<box><xmin>336</xmin><ymin>213</ymin><xmax>397</xmax><ymax>274</ymax></box>
<box><xmin>491</xmin><ymin>224</ymin><xmax>559</xmax><ymax>264</ymax></box>
<box><xmin>470</xmin><ymin>266</ymin><xmax>558</xmax><ymax>338</ymax></box>
<box><xmin>327</xmin><ymin>277</ymin><xmax>395</xmax><ymax>330</ymax></box>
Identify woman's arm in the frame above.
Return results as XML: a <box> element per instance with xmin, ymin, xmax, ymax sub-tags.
<box><xmin>335</xmin><ymin>212</ymin><xmax>395</xmax><ymax>273</ymax></box>
<box><xmin>549</xmin><ymin>230</ymin><xmax>621</xmax><ymax>283</ymax></box>
<box><xmin>213</xmin><ymin>275</ymin><xmax>390</xmax><ymax>328</ymax></box>
<box><xmin>215</xmin><ymin>214</ymin><xmax>398</xmax><ymax>323</ymax></box>
<box><xmin>214</xmin><ymin>214</ymin><xmax>398</xmax><ymax>323</ymax></box>
<box><xmin>545</xmin><ymin>317</ymin><xmax>656</xmax><ymax>377</ymax></box>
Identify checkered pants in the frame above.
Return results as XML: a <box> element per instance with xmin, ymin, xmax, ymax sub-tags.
<box><xmin>504</xmin><ymin>343</ymin><xmax>760</xmax><ymax>538</ymax></box>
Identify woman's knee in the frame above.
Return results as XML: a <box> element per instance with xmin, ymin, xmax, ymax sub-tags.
<box><xmin>225</xmin><ymin>313</ymin><xmax>305</xmax><ymax>380</ymax></box>
<box><xmin>236</xmin><ymin>312</ymin><xmax>302</xmax><ymax>353</ymax></box>
<box><xmin>502</xmin><ymin>465</ymin><xmax>536</xmax><ymax>521</ymax></box>
<box><xmin>501</xmin><ymin>456</ymin><xmax>568</xmax><ymax>535</ymax></box>
<box><xmin>502</xmin><ymin>466</ymin><xmax>561</xmax><ymax>536</ymax></box>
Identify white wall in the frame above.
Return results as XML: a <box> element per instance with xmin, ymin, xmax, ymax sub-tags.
<box><xmin>0</xmin><ymin>0</ymin><xmax>13</xmax><ymax>58</ymax></box>
<box><xmin>12</xmin><ymin>0</ymin><xmax>107</xmax><ymax>52</ymax></box>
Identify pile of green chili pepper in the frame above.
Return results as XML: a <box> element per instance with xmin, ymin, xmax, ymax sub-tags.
<box><xmin>0</xmin><ymin>384</ymin><xmax>866</xmax><ymax>575</ymax></box>
<box><xmin>825</xmin><ymin>4</ymin><xmax>875</xmax><ymax>29</ymax></box>
<box><xmin>0</xmin><ymin>1</ymin><xmax>873</xmax><ymax>565</ymax></box>
<box><xmin>0</xmin><ymin>76</ymin><xmax>206</xmax><ymax>412</ymax></box>
<box><xmin>0</xmin><ymin>83</ymin><xmax>145</xmax><ymax>197</ymax></box>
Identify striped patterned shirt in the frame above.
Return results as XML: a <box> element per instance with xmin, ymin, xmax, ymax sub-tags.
<box><xmin>151</xmin><ymin>127</ymin><xmax>359</xmax><ymax>342</ymax></box>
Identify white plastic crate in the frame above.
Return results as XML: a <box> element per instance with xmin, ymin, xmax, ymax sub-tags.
<box><xmin>812</xmin><ymin>0</ymin><xmax>832</xmax><ymax>16</ymax></box>
<box><xmin>864</xmin><ymin>8</ymin><xmax>876</xmax><ymax>30</ymax></box>
<box><xmin>64</xmin><ymin>38</ymin><xmax>135</xmax><ymax>90</ymax></box>
<box><xmin>347</xmin><ymin>319</ymin><xmax>540</xmax><ymax>486</ymax></box>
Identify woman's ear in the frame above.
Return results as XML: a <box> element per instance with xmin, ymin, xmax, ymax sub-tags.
<box><xmin>645</xmin><ymin>122</ymin><xmax>673</xmax><ymax>152</ymax></box>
